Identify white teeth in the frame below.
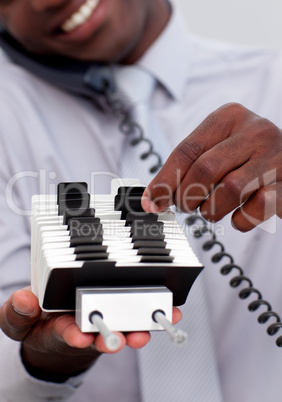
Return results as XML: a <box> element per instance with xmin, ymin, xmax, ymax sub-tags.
<box><xmin>61</xmin><ymin>0</ymin><xmax>100</xmax><ymax>33</ymax></box>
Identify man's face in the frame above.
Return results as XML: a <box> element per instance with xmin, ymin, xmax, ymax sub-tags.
<box><xmin>0</xmin><ymin>0</ymin><xmax>160</xmax><ymax>63</ymax></box>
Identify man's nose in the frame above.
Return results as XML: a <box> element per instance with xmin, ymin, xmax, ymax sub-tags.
<box><xmin>29</xmin><ymin>0</ymin><xmax>71</xmax><ymax>12</ymax></box>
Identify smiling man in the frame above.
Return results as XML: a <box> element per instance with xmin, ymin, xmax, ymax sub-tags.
<box><xmin>0</xmin><ymin>0</ymin><xmax>169</xmax><ymax>62</ymax></box>
<box><xmin>0</xmin><ymin>0</ymin><xmax>282</xmax><ymax>401</ymax></box>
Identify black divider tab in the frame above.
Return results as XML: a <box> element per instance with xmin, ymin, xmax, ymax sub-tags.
<box><xmin>140</xmin><ymin>255</ymin><xmax>174</xmax><ymax>263</ymax></box>
<box><xmin>70</xmin><ymin>236</ymin><xmax>103</xmax><ymax>246</ymax></box>
<box><xmin>68</xmin><ymin>216</ymin><xmax>100</xmax><ymax>229</ymax></box>
<box><xmin>131</xmin><ymin>233</ymin><xmax>165</xmax><ymax>242</ymax></box>
<box><xmin>59</xmin><ymin>192</ymin><xmax>88</xmax><ymax>201</ymax></box>
<box><xmin>131</xmin><ymin>219</ymin><xmax>163</xmax><ymax>230</ymax></box>
<box><xmin>133</xmin><ymin>240</ymin><xmax>167</xmax><ymax>249</ymax></box>
<box><xmin>57</xmin><ymin>182</ymin><xmax>88</xmax><ymax>204</ymax></box>
<box><xmin>58</xmin><ymin>195</ymin><xmax>90</xmax><ymax>215</ymax></box>
<box><xmin>69</xmin><ymin>222</ymin><xmax>103</xmax><ymax>238</ymax></box>
<box><xmin>137</xmin><ymin>248</ymin><xmax>171</xmax><ymax>256</ymax></box>
<box><xmin>125</xmin><ymin>212</ymin><xmax>158</xmax><ymax>226</ymax></box>
<box><xmin>63</xmin><ymin>208</ymin><xmax>95</xmax><ymax>225</ymax></box>
<box><xmin>115</xmin><ymin>196</ymin><xmax>143</xmax><ymax>219</ymax></box>
<box><xmin>75</xmin><ymin>252</ymin><xmax>109</xmax><ymax>260</ymax></box>
<box><xmin>114</xmin><ymin>186</ymin><xmax>146</xmax><ymax>220</ymax></box>
<box><xmin>74</xmin><ymin>245</ymin><xmax>107</xmax><ymax>253</ymax></box>
<box><xmin>130</xmin><ymin>221</ymin><xmax>164</xmax><ymax>236</ymax></box>
<box><xmin>117</xmin><ymin>186</ymin><xmax>145</xmax><ymax>195</ymax></box>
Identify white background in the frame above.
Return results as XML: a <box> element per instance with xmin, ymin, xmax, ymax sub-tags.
<box><xmin>174</xmin><ymin>0</ymin><xmax>282</xmax><ymax>49</ymax></box>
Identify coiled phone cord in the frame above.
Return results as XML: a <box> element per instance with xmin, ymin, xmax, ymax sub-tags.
<box><xmin>185</xmin><ymin>214</ymin><xmax>282</xmax><ymax>347</ymax></box>
<box><xmin>103</xmin><ymin>81</ymin><xmax>163</xmax><ymax>174</ymax></box>
<box><xmin>102</xmin><ymin>78</ymin><xmax>282</xmax><ymax>347</ymax></box>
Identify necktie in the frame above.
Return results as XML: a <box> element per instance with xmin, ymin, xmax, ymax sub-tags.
<box><xmin>113</xmin><ymin>66</ymin><xmax>223</xmax><ymax>402</ymax></box>
<box><xmin>113</xmin><ymin>66</ymin><xmax>170</xmax><ymax>186</ymax></box>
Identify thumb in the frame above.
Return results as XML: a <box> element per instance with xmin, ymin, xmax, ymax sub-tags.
<box><xmin>0</xmin><ymin>288</ymin><xmax>41</xmax><ymax>341</ymax></box>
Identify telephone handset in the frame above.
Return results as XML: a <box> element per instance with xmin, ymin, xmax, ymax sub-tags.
<box><xmin>1</xmin><ymin>27</ymin><xmax>282</xmax><ymax>347</ymax></box>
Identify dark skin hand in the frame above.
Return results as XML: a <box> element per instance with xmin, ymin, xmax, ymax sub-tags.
<box><xmin>142</xmin><ymin>103</ymin><xmax>282</xmax><ymax>232</ymax></box>
<box><xmin>0</xmin><ymin>287</ymin><xmax>182</xmax><ymax>382</ymax></box>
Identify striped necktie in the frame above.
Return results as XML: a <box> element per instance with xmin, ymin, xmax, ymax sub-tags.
<box><xmin>114</xmin><ymin>65</ymin><xmax>170</xmax><ymax>185</ymax></box>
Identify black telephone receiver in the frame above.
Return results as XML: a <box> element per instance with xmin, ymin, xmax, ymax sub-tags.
<box><xmin>0</xmin><ymin>27</ymin><xmax>115</xmax><ymax>98</ymax></box>
<box><xmin>1</xmin><ymin>26</ymin><xmax>282</xmax><ymax>347</ymax></box>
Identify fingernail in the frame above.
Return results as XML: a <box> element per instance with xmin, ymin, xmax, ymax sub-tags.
<box><xmin>12</xmin><ymin>299</ymin><xmax>34</xmax><ymax>316</ymax></box>
<box><xmin>141</xmin><ymin>196</ymin><xmax>160</xmax><ymax>213</ymax></box>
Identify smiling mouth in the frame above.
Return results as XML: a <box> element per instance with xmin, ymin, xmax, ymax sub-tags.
<box><xmin>61</xmin><ymin>0</ymin><xmax>100</xmax><ymax>33</ymax></box>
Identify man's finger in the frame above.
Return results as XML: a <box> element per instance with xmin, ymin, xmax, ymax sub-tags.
<box><xmin>0</xmin><ymin>289</ymin><xmax>41</xmax><ymax>341</ymax></box>
<box><xmin>52</xmin><ymin>314</ymin><xmax>96</xmax><ymax>349</ymax></box>
<box><xmin>172</xmin><ymin>306</ymin><xmax>182</xmax><ymax>324</ymax></box>
<box><xmin>232</xmin><ymin>182</ymin><xmax>282</xmax><ymax>232</ymax></box>
<box><xmin>142</xmin><ymin>103</ymin><xmax>247</xmax><ymax>212</ymax></box>
<box><xmin>199</xmin><ymin>158</ymin><xmax>270</xmax><ymax>222</ymax></box>
<box><xmin>125</xmin><ymin>331</ymin><xmax>151</xmax><ymax>349</ymax></box>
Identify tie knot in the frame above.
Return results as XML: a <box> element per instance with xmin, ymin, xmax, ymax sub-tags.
<box><xmin>114</xmin><ymin>66</ymin><xmax>155</xmax><ymax>105</ymax></box>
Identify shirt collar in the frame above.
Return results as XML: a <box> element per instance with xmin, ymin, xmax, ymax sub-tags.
<box><xmin>136</xmin><ymin>5</ymin><xmax>191</xmax><ymax>101</ymax></box>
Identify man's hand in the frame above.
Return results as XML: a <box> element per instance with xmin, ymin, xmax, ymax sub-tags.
<box><xmin>142</xmin><ymin>103</ymin><xmax>282</xmax><ymax>232</ymax></box>
<box><xmin>0</xmin><ymin>287</ymin><xmax>182</xmax><ymax>382</ymax></box>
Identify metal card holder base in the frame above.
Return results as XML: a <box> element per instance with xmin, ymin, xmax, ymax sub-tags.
<box><xmin>75</xmin><ymin>285</ymin><xmax>172</xmax><ymax>333</ymax></box>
